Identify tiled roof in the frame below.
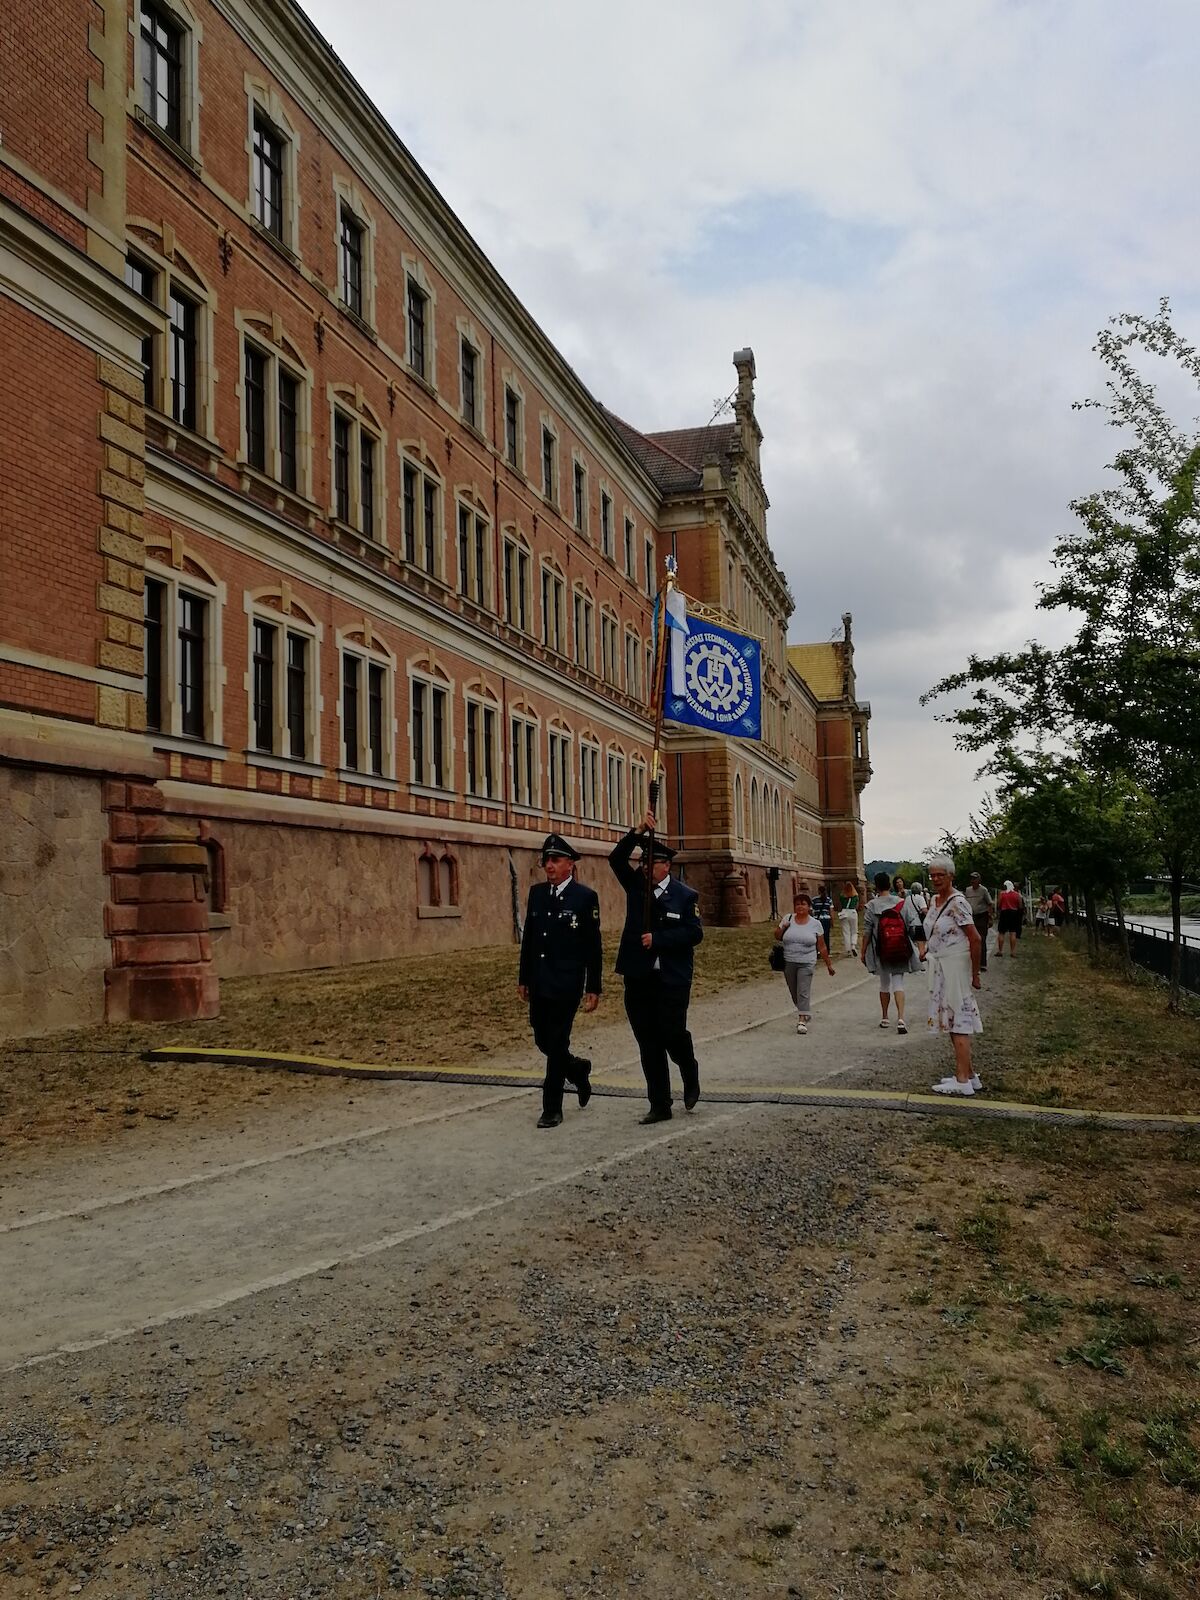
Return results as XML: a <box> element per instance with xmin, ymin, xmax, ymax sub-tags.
<box><xmin>788</xmin><ymin>643</ymin><xmax>847</xmax><ymax>703</ymax></box>
<box><xmin>604</xmin><ymin>411</ymin><xmax>737</xmax><ymax>494</ymax></box>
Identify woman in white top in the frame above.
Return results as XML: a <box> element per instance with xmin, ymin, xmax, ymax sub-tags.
<box><xmin>923</xmin><ymin>853</ymin><xmax>984</xmax><ymax>1095</ymax></box>
<box><xmin>775</xmin><ymin>890</ymin><xmax>835</xmax><ymax>1035</ymax></box>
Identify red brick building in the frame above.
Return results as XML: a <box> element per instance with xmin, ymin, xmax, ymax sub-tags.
<box><xmin>0</xmin><ymin>0</ymin><xmax>870</xmax><ymax>1035</ymax></box>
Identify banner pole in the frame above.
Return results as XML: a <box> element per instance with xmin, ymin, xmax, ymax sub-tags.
<box><xmin>643</xmin><ymin>559</ymin><xmax>674</xmax><ymax>931</ymax></box>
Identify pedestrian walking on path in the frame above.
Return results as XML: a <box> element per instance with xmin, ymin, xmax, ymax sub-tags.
<box><xmin>861</xmin><ymin>870</ymin><xmax>925</xmax><ymax>1034</ymax></box>
<box><xmin>963</xmin><ymin>871</ymin><xmax>994</xmax><ymax>971</ymax></box>
<box><xmin>776</xmin><ymin>890</ymin><xmax>836</xmax><ymax>1034</ymax></box>
<box><xmin>995</xmin><ymin>880</ymin><xmax>1023</xmax><ymax>958</ymax></box>
<box><xmin>811</xmin><ymin>883</ymin><xmax>834</xmax><ymax>953</ymax></box>
<box><xmin>518</xmin><ymin>833</ymin><xmax>603</xmax><ymax>1129</ymax></box>
<box><xmin>609</xmin><ymin>811</ymin><xmax>704</xmax><ymax>1124</ymax></box>
<box><xmin>923</xmin><ymin>853</ymin><xmax>985</xmax><ymax>1095</ymax></box>
<box><xmin>837</xmin><ymin>880</ymin><xmax>860</xmax><ymax>955</ymax></box>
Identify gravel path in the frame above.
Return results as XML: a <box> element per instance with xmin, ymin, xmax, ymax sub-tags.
<box><xmin>0</xmin><ymin>958</ymin><xmax>1023</xmax><ymax>1597</ymax></box>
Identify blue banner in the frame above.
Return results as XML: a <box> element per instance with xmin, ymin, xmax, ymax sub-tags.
<box><xmin>664</xmin><ymin>617</ymin><xmax>762</xmax><ymax>739</ymax></box>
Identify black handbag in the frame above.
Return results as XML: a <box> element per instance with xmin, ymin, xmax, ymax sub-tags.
<box><xmin>768</xmin><ymin>942</ymin><xmax>786</xmax><ymax>973</ymax></box>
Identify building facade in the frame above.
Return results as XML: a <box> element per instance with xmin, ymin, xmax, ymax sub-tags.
<box><xmin>0</xmin><ymin>0</ymin><xmax>870</xmax><ymax>1036</ymax></box>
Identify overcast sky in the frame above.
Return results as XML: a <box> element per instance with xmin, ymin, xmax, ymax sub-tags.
<box><xmin>303</xmin><ymin>0</ymin><xmax>1200</xmax><ymax>859</ymax></box>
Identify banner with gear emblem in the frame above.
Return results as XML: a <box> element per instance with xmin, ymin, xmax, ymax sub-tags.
<box><xmin>663</xmin><ymin>616</ymin><xmax>762</xmax><ymax>739</ymax></box>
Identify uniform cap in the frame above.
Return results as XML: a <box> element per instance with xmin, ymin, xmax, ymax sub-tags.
<box><xmin>540</xmin><ymin>832</ymin><xmax>581</xmax><ymax>862</ymax></box>
<box><xmin>640</xmin><ymin>837</ymin><xmax>676</xmax><ymax>863</ymax></box>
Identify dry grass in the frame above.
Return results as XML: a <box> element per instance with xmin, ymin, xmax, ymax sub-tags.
<box><xmin>974</xmin><ymin>930</ymin><xmax>1200</xmax><ymax>1114</ymax></box>
<box><xmin>800</xmin><ymin>943</ymin><xmax>1200</xmax><ymax>1597</ymax></box>
<box><xmin>0</xmin><ymin>925</ymin><xmax>773</xmax><ymax>1152</ymax></box>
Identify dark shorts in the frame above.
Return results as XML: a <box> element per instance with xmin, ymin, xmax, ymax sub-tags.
<box><xmin>997</xmin><ymin>909</ymin><xmax>1022</xmax><ymax>934</ymax></box>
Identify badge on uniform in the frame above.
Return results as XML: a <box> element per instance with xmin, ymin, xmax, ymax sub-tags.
<box><xmin>666</xmin><ymin>911</ymin><xmax>680</xmax><ymax>920</ymax></box>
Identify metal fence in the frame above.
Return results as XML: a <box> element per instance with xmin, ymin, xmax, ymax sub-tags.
<box><xmin>1094</xmin><ymin>916</ymin><xmax>1200</xmax><ymax>996</ymax></box>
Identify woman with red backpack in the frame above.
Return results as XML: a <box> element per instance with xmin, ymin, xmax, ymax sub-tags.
<box><xmin>861</xmin><ymin>870</ymin><xmax>925</xmax><ymax>1033</ymax></box>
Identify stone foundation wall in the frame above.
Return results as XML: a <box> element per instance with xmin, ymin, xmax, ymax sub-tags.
<box><xmin>0</xmin><ymin>766</ymin><xmax>109</xmax><ymax>1035</ymax></box>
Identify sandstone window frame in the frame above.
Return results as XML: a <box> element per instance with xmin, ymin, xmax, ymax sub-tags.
<box><xmin>399</xmin><ymin>443</ymin><xmax>445</xmax><ymax>579</ymax></box>
<box><xmin>408</xmin><ymin>658</ymin><xmax>453</xmax><ymax>795</ymax></box>
<box><xmin>599</xmin><ymin>607</ymin><xmax>620</xmax><ymax>688</ymax></box>
<box><xmin>454</xmin><ymin>488</ymin><xmax>492</xmax><ymax>610</ymax></box>
<box><xmin>572</xmin><ymin>451</ymin><xmax>589</xmax><ymax>537</ymax></box>
<box><xmin>243</xmin><ymin>589</ymin><xmax>323</xmax><ymax>771</ymax></box>
<box><xmin>540</xmin><ymin>558</ymin><xmax>566</xmax><ymax>655</ymax></box>
<box><xmin>501</xmin><ymin>525</ymin><xmax>532</xmax><ymax>634</ymax></box>
<box><xmin>337</xmin><ymin>626</ymin><xmax>397</xmax><ymax>787</ymax></box>
<box><xmin>509</xmin><ymin>702</ymin><xmax>541</xmax><ymax>814</ymax></box>
<box><xmin>624</xmin><ymin>626</ymin><xmax>642</xmax><ymax>700</ymax></box>
<box><xmin>502</xmin><ymin>373</ymin><xmax>526</xmax><ymax>474</ymax></box>
<box><xmin>605</xmin><ymin>744</ymin><xmax>628</xmax><ymax>828</ymax></box>
<box><xmin>631</xmin><ymin>757</ymin><xmax>648</xmax><ymax>823</ymax></box>
<box><xmin>547</xmin><ymin>719</ymin><xmax>574</xmax><ymax>818</ymax></box>
<box><xmin>539</xmin><ymin>416</ymin><xmax>559</xmax><ymax>507</ymax></box>
<box><xmin>599</xmin><ymin>484</ymin><xmax>614</xmax><ymax>559</ymax></box>
<box><xmin>245</xmin><ymin>79</ymin><xmax>301</xmax><ymax>256</ymax></box>
<box><xmin>623</xmin><ymin>511</ymin><xmax>636</xmax><ymax>582</ymax></box>
<box><xmin>571</xmin><ymin>583</ymin><xmax>595</xmax><ymax>674</ymax></box>
<box><xmin>644</xmin><ymin>536</ymin><xmax>656</xmax><ymax>598</ymax></box>
<box><xmin>456</xmin><ymin>317</ymin><xmax>486</xmax><ymax>438</ymax></box>
<box><xmin>463</xmin><ymin>681</ymin><xmax>501</xmax><ymax>804</ymax></box>
<box><xmin>401</xmin><ymin>255</ymin><xmax>437</xmax><ymax>386</ymax></box>
<box><xmin>332</xmin><ymin>176</ymin><xmax>377</xmax><ymax>330</ymax></box>
<box><xmin>133</xmin><ymin>0</ymin><xmax>203</xmax><ymax>166</ymax></box>
<box><xmin>578</xmin><ymin>734</ymin><xmax>602</xmax><ymax>823</ymax></box>
<box><xmin>143</xmin><ymin>547</ymin><xmax>226</xmax><ymax>752</ymax></box>
<box><xmin>124</xmin><ymin>230</ymin><xmax>215</xmax><ymax>442</ymax></box>
<box><xmin>328</xmin><ymin>384</ymin><xmax>387</xmax><ymax>545</ymax></box>
<box><xmin>236</xmin><ymin>312</ymin><xmax>313</xmax><ymax>499</ymax></box>
<box><xmin>734</xmin><ymin>771</ymin><xmax>745</xmax><ymax>846</ymax></box>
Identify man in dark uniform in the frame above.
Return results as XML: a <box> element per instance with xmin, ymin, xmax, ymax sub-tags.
<box><xmin>518</xmin><ymin>833</ymin><xmax>603</xmax><ymax>1130</ymax></box>
<box><xmin>609</xmin><ymin>809</ymin><xmax>703</xmax><ymax>1124</ymax></box>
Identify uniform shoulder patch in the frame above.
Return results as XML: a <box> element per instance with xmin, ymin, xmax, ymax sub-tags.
<box><xmin>592</xmin><ymin>906</ymin><xmax>600</xmax><ymax>920</ymax></box>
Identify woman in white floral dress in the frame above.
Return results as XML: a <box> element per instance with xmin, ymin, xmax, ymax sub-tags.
<box><xmin>923</xmin><ymin>854</ymin><xmax>984</xmax><ymax>1095</ymax></box>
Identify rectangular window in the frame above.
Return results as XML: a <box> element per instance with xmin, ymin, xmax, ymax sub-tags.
<box><xmin>124</xmin><ymin>256</ymin><xmax>157</xmax><ymax>409</ymax></box>
<box><xmin>504</xmin><ymin>387</ymin><xmax>520</xmax><ymax>468</ymax></box>
<box><xmin>625</xmin><ymin>633</ymin><xmax>641</xmax><ymax>699</ymax></box>
<box><xmin>601</xmin><ymin>492</ymin><xmax>613</xmax><ymax>557</ymax></box>
<box><xmin>431</xmin><ymin>685</ymin><xmax>447</xmax><ymax>789</ymax></box>
<box><xmin>360</xmin><ymin>432</ymin><xmax>376</xmax><ymax>537</ymax></box>
<box><xmin>460</xmin><ymin>339</ymin><xmax>477</xmax><ymax>429</ymax></box>
<box><xmin>541</xmin><ymin>427</ymin><xmax>556</xmax><ymax>499</ymax></box>
<box><xmin>579</xmin><ymin>744</ymin><xmax>600</xmax><ymax>821</ymax></box>
<box><xmin>406</xmin><ymin>278</ymin><xmax>427</xmax><ymax>378</ymax></box>
<box><xmin>573</xmin><ymin>592</ymin><xmax>594</xmax><ymax>672</ymax></box>
<box><xmin>503</xmin><ymin>540</ymin><xmax>530</xmax><ymax>631</ymax></box>
<box><xmin>244</xmin><ymin>344</ymin><xmax>267</xmax><ymax>472</ymax></box>
<box><xmin>624</xmin><ymin>516</ymin><xmax>636</xmax><ymax>580</ymax></box>
<box><xmin>466</xmin><ymin>701</ymin><xmax>497</xmax><ymax>799</ymax></box>
<box><xmin>334</xmin><ymin>411</ymin><xmax>351</xmax><ymax>522</ymax></box>
<box><xmin>574</xmin><ymin>461</ymin><xmax>586</xmax><ymax>530</ymax></box>
<box><xmin>286</xmin><ymin>631</ymin><xmax>307</xmax><ymax>760</ymax></box>
<box><xmin>511</xmin><ymin>717</ymin><xmax>537</xmax><ymax>808</ymax></box>
<box><xmin>168</xmin><ymin>289</ymin><xmax>197</xmax><ymax>431</ymax></box>
<box><xmin>601</xmin><ymin>614</ymin><xmax>619</xmax><ymax>685</ymax></box>
<box><xmin>541</xmin><ymin>568</ymin><xmax>565</xmax><ymax>653</ymax></box>
<box><xmin>339</xmin><ymin>206</ymin><xmax>364</xmax><ymax>316</ymax></box>
<box><xmin>411</xmin><ymin>680</ymin><xmax>426</xmax><ymax>786</ymax></box>
<box><xmin>342</xmin><ymin>654</ymin><xmax>359</xmax><ymax>770</ymax></box>
<box><xmin>402</xmin><ymin>463</ymin><xmax>417</xmax><ymax>564</ymax></box>
<box><xmin>140</xmin><ymin>2</ymin><xmax>182</xmax><ymax>143</ymax></box>
<box><xmin>645</xmin><ymin>538</ymin><xmax>655</xmax><ymax>597</ymax></box>
<box><xmin>457</xmin><ymin>507</ymin><xmax>489</xmax><ymax>606</ymax></box>
<box><xmin>253</xmin><ymin>113</ymin><xmax>285</xmax><ymax>238</ymax></box>
<box><xmin>607</xmin><ymin>753</ymin><xmax>627</xmax><ymax>827</ymax></box>
<box><xmin>367</xmin><ymin>662</ymin><xmax>385</xmax><ymax>776</ymax></box>
<box><xmin>177</xmin><ymin>588</ymin><xmax>206</xmax><ymax>739</ymax></box>
<box><xmin>252</xmin><ymin>618</ymin><xmax>276</xmax><ymax>752</ymax></box>
<box><xmin>278</xmin><ymin>370</ymin><xmax>299</xmax><ymax>491</ymax></box>
<box><xmin>144</xmin><ymin>578</ymin><xmax>165</xmax><ymax>731</ymax></box>
<box><xmin>632</xmin><ymin>763</ymin><xmax>647</xmax><ymax>822</ymax></box>
<box><xmin>423</xmin><ymin>478</ymin><xmax>437</xmax><ymax>572</ymax></box>
<box><xmin>548</xmin><ymin>730</ymin><xmax>569</xmax><ymax>814</ymax></box>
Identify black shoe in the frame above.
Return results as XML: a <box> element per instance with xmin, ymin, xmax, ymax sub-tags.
<box><xmin>577</xmin><ymin>1076</ymin><xmax>592</xmax><ymax>1108</ymax></box>
<box><xmin>536</xmin><ymin>1112</ymin><xmax>563</xmax><ymax>1129</ymax></box>
<box><xmin>639</xmin><ymin>1108</ymin><xmax>672</xmax><ymax>1125</ymax></box>
<box><xmin>684</xmin><ymin>1084</ymin><xmax>700</xmax><ymax>1111</ymax></box>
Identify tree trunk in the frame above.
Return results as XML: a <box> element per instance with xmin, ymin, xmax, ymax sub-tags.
<box><xmin>1083</xmin><ymin>886</ymin><xmax>1100</xmax><ymax>961</ymax></box>
<box><xmin>1168</xmin><ymin>859</ymin><xmax>1183</xmax><ymax>1014</ymax></box>
<box><xmin>1111</xmin><ymin>884</ymin><xmax>1133</xmax><ymax>977</ymax></box>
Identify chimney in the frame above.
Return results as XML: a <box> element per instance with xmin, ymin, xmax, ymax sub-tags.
<box><xmin>732</xmin><ymin>348</ymin><xmax>761</xmax><ymax>468</ymax></box>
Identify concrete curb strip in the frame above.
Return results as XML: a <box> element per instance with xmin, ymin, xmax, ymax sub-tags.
<box><xmin>145</xmin><ymin>1047</ymin><xmax>1200</xmax><ymax>1133</ymax></box>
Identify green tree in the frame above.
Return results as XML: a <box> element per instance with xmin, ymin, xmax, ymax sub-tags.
<box><xmin>925</xmin><ymin>301</ymin><xmax>1200</xmax><ymax>1009</ymax></box>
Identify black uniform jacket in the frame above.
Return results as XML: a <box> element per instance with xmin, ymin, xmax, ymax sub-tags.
<box><xmin>518</xmin><ymin>877</ymin><xmax>603</xmax><ymax>998</ymax></box>
<box><xmin>608</xmin><ymin>830</ymin><xmax>703</xmax><ymax>986</ymax></box>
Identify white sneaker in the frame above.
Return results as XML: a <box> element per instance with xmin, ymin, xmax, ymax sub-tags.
<box><xmin>970</xmin><ymin>1074</ymin><xmax>984</xmax><ymax>1092</ymax></box>
<box><xmin>797</xmin><ymin>1021</ymin><xmax>808</xmax><ymax>1035</ymax></box>
<box><xmin>931</xmin><ymin>1077</ymin><xmax>974</xmax><ymax>1096</ymax></box>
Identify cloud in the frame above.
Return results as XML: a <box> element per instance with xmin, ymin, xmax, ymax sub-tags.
<box><xmin>301</xmin><ymin>0</ymin><xmax>1200</xmax><ymax>855</ymax></box>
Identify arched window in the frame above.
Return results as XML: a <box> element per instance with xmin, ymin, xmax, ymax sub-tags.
<box><xmin>734</xmin><ymin>773</ymin><xmax>744</xmax><ymax>845</ymax></box>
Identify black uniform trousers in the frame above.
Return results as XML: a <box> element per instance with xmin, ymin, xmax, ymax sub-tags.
<box><xmin>529</xmin><ymin>991</ymin><xmax>589</xmax><ymax>1116</ymax></box>
<box><xmin>622</xmin><ymin>973</ymin><xmax>698</xmax><ymax>1113</ymax></box>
